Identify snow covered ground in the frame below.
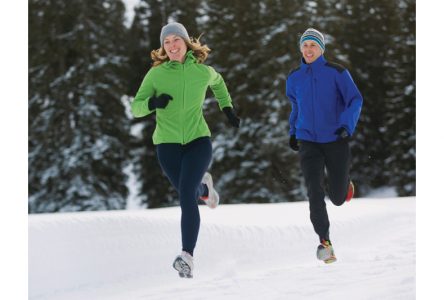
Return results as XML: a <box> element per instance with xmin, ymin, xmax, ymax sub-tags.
<box><xmin>29</xmin><ymin>197</ymin><xmax>415</xmax><ymax>300</ymax></box>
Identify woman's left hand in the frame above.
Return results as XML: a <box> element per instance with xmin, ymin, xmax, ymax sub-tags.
<box><xmin>222</xmin><ymin>107</ymin><xmax>240</xmax><ymax>128</ymax></box>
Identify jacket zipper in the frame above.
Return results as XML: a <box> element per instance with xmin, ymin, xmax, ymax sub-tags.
<box><xmin>182</xmin><ymin>63</ymin><xmax>185</xmax><ymax>144</ymax></box>
<box><xmin>309</xmin><ymin>66</ymin><xmax>317</xmax><ymax>141</ymax></box>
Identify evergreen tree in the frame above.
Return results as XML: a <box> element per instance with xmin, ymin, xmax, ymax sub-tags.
<box><xmin>384</xmin><ymin>0</ymin><xmax>415</xmax><ymax>195</ymax></box>
<box><xmin>327</xmin><ymin>0</ymin><xmax>415</xmax><ymax>195</ymax></box>
<box><xmin>29</xmin><ymin>0</ymin><xmax>130</xmax><ymax>212</ymax></box>
<box><xmin>126</xmin><ymin>0</ymin><xmax>168</xmax><ymax>209</ymax></box>
<box><xmin>199</xmin><ymin>0</ymin><xmax>309</xmax><ymax>204</ymax></box>
<box><xmin>127</xmin><ymin>0</ymin><xmax>201</xmax><ymax>208</ymax></box>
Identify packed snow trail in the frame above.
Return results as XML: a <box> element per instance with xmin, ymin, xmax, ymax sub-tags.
<box><xmin>29</xmin><ymin>197</ymin><xmax>415</xmax><ymax>300</ymax></box>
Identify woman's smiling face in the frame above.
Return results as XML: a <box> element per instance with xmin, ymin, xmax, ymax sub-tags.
<box><xmin>163</xmin><ymin>35</ymin><xmax>187</xmax><ymax>63</ymax></box>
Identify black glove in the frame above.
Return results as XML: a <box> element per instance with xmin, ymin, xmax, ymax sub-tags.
<box><xmin>148</xmin><ymin>94</ymin><xmax>173</xmax><ymax>110</ymax></box>
<box><xmin>289</xmin><ymin>135</ymin><xmax>299</xmax><ymax>152</ymax></box>
<box><xmin>223</xmin><ymin>107</ymin><xmax>240</xmax><ymax>128</ymax></box>
<box><xmin>335</xmin><ymin>127</ymin><xmax>350</xmax><ymax>140</ymax></box>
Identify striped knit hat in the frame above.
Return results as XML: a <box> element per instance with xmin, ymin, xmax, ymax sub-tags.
<box><xmin>300</xmin><ymin>28</ymin><xmax>325</xmax><ymax>53</ymax></box>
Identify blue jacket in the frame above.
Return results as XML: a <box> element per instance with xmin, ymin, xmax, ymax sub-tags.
<box><xmin>286</xmin><ymin>55</ymin><xmax>363</xmax><ymax>143</ymax></box>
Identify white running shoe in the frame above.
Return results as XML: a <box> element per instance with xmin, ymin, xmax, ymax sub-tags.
<box><xmin>173</xmin><ymin>251</ymin><xmax>194</xmax><ymax>278</ymax></box>
<box><xmin>316</xmin><ymin>239</ymin><xmax>337</xmax><ymax>264</ymax></box>
<box><xmin>201</xmin><ymin>172</ymin><xmax>219</xmax><ymax>209</ymax></box>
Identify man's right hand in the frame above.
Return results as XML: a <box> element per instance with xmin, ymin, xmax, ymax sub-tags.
<box><xmin>289</xmin><ymin>135</ymin><xmax>299</xmax><ymax>152</ymax></box>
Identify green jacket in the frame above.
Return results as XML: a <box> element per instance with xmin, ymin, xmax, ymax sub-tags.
<box><xmin>131</xmin><ymin>51</ymin><xmax>233</xmax><ymax>145</ymax></box>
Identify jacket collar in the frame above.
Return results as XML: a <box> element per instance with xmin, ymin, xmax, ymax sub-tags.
<box><xmin>184</xmin><ymin>50</ymin><xmax>197</xmax><ymax>63</ymax></box>
<box><xmin>300</xmin><ymin>55</ymin><xmax>326</xmax><ymax>71</ymax></box>
<box><xmin>164</xmin><ymin>50</ymin><xmax>197</xmax><ymax>68</ymax></box>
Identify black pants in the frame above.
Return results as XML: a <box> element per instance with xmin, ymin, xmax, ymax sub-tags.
<box><xmin>156</xmin><ymin>137</ymin><xmax>212</xmax><ymax>256</ymax></box>
<box><xmin>299</xmin><ymin>139</ymin><xmax>351</xmax><ymax>242</ymax></box>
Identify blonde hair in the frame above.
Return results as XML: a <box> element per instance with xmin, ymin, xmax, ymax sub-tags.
<box><xmin>151</xmin><ymin>35</ymin><xmax>211</xmax><ymax>67</ymax></box>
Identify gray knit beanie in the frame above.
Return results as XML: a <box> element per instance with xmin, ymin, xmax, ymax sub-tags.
<box><xmin>300</xmin><ymin>28</ymin><xmax>325</xmax><ymax>53</ymax></box>
<box><xmin>160</xmin><ymin>22</ymin><xmax>190</xmax><ymax>46</ymax></box>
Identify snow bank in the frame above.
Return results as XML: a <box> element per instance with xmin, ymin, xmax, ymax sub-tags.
<box><xmin>29</xmin><ymin>197</ymin><xmax>415</xmax><ymax>300</ymax></box>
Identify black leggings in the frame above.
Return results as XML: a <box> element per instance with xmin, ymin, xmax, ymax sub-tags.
<box><xmin>156</xmin><ymin>137</ymin><xmax>212</xmax><ymax>256</ymax></box>
<box><xmin>299</xmin><ymin>139</ymin><xmax>351</xmax><ymax>242</ymax></box>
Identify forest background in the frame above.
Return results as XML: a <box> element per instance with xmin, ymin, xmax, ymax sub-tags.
<box><xmin>28</xmin><ymin>0</ymin><xmax>415</xmax><ymax>212</ymax></box>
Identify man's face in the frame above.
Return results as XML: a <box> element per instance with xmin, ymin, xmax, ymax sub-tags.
<box><xmin>300</xmin><ymin>40</ymin><xmax>322</xmax><ymax>64</ymax></box>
